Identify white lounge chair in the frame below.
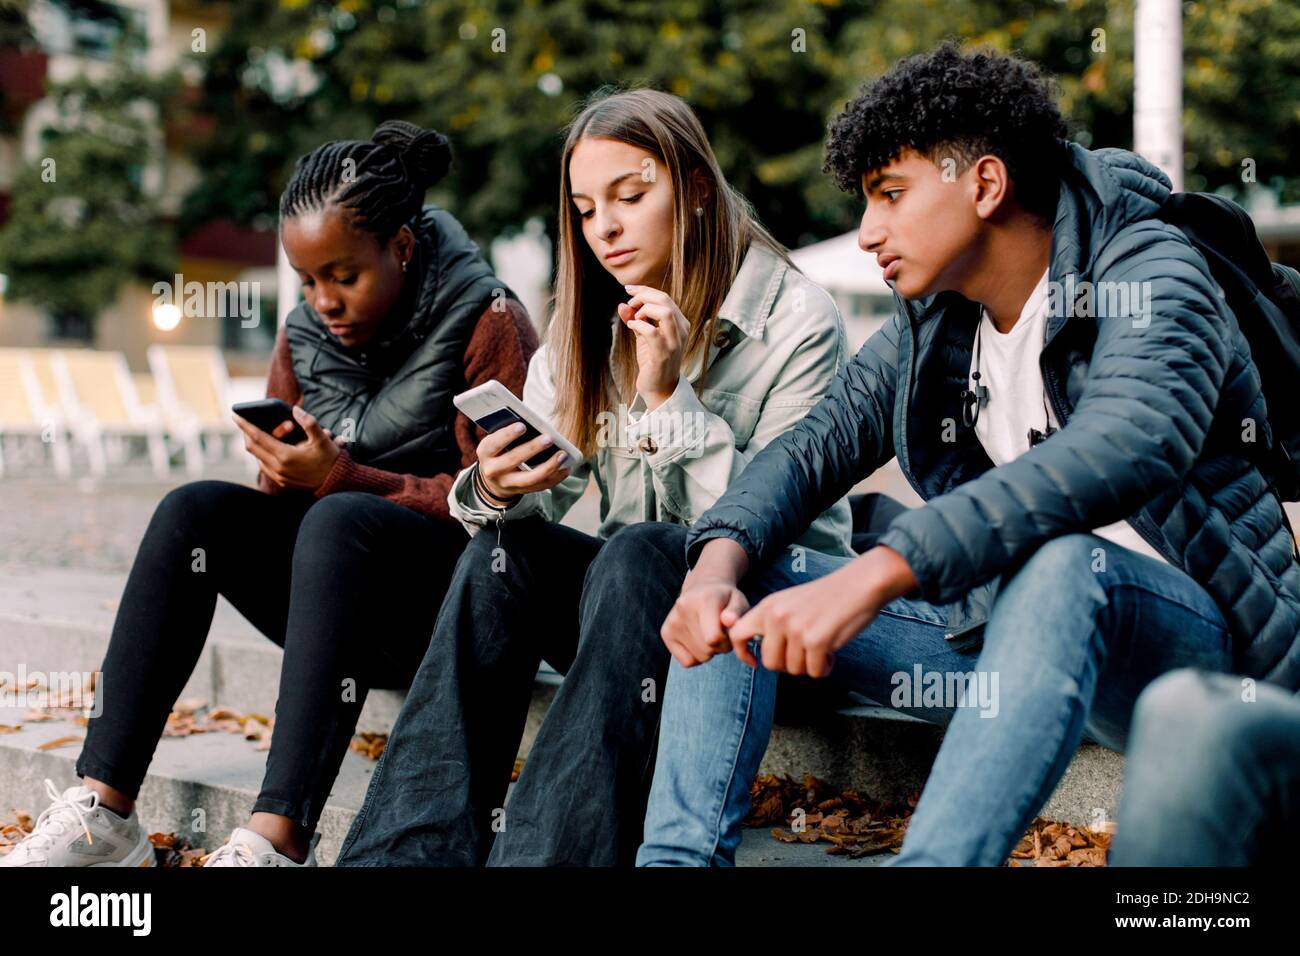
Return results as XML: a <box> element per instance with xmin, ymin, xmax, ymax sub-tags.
<box><xmin>51</xmin><ymin>349</ymin><xmax>169</xmax><ymax>477</ymax></box>
<box><xmin>0</xmin><ymin>349</ymin><xmax>72</xmax><ymax>478</ymax></box>
<box><xmin>146</xmin><ymin>344</ymin><xmax>240</xmax><ymax>476</ymax></box>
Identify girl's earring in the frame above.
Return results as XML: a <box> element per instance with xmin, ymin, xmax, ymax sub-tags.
<box><xmin>694</xmin><ymin>207</ymin><xmax>703</xmax><ymax>216</ymax></box>
<box><xmin>401</xmin><ymin>258</ymin><xmax>409</xmax><ymax>272</ymax></box>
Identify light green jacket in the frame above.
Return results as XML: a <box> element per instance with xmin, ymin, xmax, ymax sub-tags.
<box><xmin>449</xmin><ymin>241</ymin><xmax>854</xmax><ymax>557</ymax></box>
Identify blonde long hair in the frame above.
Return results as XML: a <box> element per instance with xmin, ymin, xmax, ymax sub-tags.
<box><xmin>549</xmin><ymin>88</ymin><xmax>793</xmax><ymax>457</ymax></box>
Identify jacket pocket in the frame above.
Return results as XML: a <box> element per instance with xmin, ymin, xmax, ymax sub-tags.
<box><xmin>943</xmin><ymin>574</ymin><xmax>1002</xmax><ymax>650</ymax></box>
<box><xmin>699</xmin><ymin>387</ymin><xmax>762</xmax><ymax>448</ymax></box>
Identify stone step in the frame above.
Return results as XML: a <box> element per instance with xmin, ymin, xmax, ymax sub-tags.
<box><xmin>0</xmin><ymin>706</ymin><xmax>886</xmax><ymax>867</ymax></box>
<box><xmin>0</xmin><ymin>565</ymin><xmax>1123</xmax><ymax>865</ymax></box>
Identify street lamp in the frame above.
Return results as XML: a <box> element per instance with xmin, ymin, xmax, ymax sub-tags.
<box><xmin>152</xmin><ymin>302</ymin><xmax>181</xmax><ymax>331</ymax></box>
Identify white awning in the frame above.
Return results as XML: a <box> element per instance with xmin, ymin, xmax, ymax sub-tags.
<box><xmin>790</xmin><ymin>231</ymin><xmax>891</xmax><ymax>296</ymax></box>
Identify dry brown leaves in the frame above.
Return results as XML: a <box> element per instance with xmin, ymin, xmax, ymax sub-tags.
<box><xmin>745</xmin><ymin>773</ymin><xmax>914</xmax><ymax>858</ymax></box>
<box><xmin>0</xmin><ymin>671</ymin><xmax>97</xmax><ymax>728</ymax></box>
<box><xmin>5</xmin><ymin>677</ymin><xmax>462</xmax><ymax>771</ymax></box>
<box><xmin>349</xmin><ymin>732</ymin><xmax>388</xmax><ymax>761</ymax></box>
<box><xmin>147</xmin><ymin>831</ymin><xmax>210</xmax><ymax>867</ymax></box>
<box><xmin>1008</xmin><ymin>817</ymin><xmax>1113</xmax><ymax>867</ymax></box>
<box><xmin>748</xmin><ymin>773</ymin><xmax>1112</xmax><ymax>865</ymax></box>
<box><xmin>162</xmin><ymin>698</ymin><xmax>273</xmax><ymax>750</ymax></box>
<box><xmin>0</xmin><ymin>811</ymin><xmax>34</xmax><ymax>858</ymax></box>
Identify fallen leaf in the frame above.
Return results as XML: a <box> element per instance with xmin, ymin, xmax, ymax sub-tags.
<box><xmin>350</xmin><ymin>732</ymin><xmax>389</xmax><ymax>761</ymax></box>
<box><xmin>747</xmin><ymin>774</ymin><xmax>1111</xmax><ymax>866</ymax></box>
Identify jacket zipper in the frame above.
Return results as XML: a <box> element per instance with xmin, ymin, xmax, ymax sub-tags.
<box><xmin>898</xmin><ymin>297</ymin><xmax>983</xmax><ymax>641</ymax></box>
<box><xmin>894</xmin><ymin>295</ymin><xmax>930</xmax><ymax>504</ymax></box>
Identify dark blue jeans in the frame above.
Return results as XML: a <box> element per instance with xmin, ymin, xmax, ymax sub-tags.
<box><xmin>335</xmin><ymin>518</ymin><xmax>689</xmax><ymax>866</ymax></box>
<box><xmin>1111</xmin><ymin>668</ymin><xmax>1300</xmax><ymax>865</ymax></box>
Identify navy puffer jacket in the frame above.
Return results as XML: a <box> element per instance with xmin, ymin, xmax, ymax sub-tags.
<box><xmin>685</xmin><ymin>144</ymin><xmax>1300</xmax><ymax>690</ymax></box>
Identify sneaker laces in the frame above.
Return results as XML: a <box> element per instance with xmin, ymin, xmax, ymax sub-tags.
<box><xmin>205</xmin><ymin>834</ymin><xmax>261</xmax><ymax>867</ymax></box>
<box><xmin>23</xmin><ymin>779</ymin><xmax>98</xmax><ymax>857</ymax></box>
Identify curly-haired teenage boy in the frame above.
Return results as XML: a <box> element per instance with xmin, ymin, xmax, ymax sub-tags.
<box><xmin>627</xmin><ymin>41</ymin><xmax>1300</xmax><ymax>866</ymax></box>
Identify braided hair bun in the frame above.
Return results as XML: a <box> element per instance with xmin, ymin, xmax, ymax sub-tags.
<box><xmin>280</xmin><ymin>122</ymin><xmax>454</xmax><ymax>242</ymax></box>
<box><xmin>371</xmin><ymin>120</ymin><xmax>453</xmax><ymax>192</ymax></box>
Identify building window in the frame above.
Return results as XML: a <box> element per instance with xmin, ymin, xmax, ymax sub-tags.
<box><xmin>49</xmin><ymin>308</ymin><xmax>93</xmax><ymax>342</ymax></box>
<box><xmin>36</xmin><ymin>0</ymin><xmax>147</xmax><ymax>63</ymax></box>
<box><xmin>220</xmin><ymin>293</ymin><xmax>278</xmax><ymax>353</ymax></box>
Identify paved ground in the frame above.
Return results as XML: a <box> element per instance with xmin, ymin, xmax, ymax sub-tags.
<box><xmin>0</xmin><ymin>456</ymin><xmax>930</xmax><ymax>575</ymax></box>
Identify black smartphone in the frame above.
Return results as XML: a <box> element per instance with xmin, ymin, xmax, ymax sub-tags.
<box><xmin>474</xmin><ymin>407</ymin><xmax>554</xmax><ymax>468</ymax></box>
<box><xmin>232</xmin><ymin>398</ymin><xmax>308</xmax><ymax>445</ymax></box>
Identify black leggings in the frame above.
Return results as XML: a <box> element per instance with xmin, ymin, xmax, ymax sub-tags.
<box><xmin>75</xmin><ymin>480</ymin><xmax>468</xmax><ymax>832</ymax></box>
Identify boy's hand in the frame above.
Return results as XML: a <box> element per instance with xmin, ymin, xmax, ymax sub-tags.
<box><xmin>727</xmin><ymin>546</ymin><xmax>919</xmax><ymax>678</ymax></box>
<box><xmin>660</xmin><ymin>537</ymin><xmax>750</xmax><ymax>667</ymax></box>
<box><xmin>661</xmin><ymin>573</ymin><xmax>751</xmax><ymax>667</ymax></box>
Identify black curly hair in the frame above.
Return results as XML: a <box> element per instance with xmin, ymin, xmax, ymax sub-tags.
<box><xmin>280</xmin><ymin>120</ymin><xmax>453</xmax><ymax>243</ymax></box>
<box><xmin>824</xmin><ymin>41</ymin><xmax>1069</xmax><ymax>221</ymax></box>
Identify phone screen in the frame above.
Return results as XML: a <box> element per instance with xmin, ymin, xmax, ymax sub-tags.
<box><xmin>232</xmin><ymin>399</ymin><xmax>308</xmax><ymax>445</ymax></box>
<box><xmin>475</xmin><ymin>407</ymin><xmax>555</xmax><ymax>469</ymax></box>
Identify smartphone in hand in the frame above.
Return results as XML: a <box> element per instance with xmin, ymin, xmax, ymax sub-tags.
<box><xmin>453</xmin><ymin>380</ymin><xmax>582</xmax><ymax>470</ymax></box>
<box><xmin>232</xmin><ymin>398</ymin><xmax>309</xmax><ymax>445</ymax></box>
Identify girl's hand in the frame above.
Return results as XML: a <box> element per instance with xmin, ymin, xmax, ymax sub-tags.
<box><xmin>234</xmin><ymin>404</ymin><xmax>342</xmax><ymax>491</ymax></box>
<box><xmin>474</xmin><ymin>422</ymin><xmax>572</xmax><ymax>502</ymax></box>
<box><xmin>619</xmin><ymin>284</ymin><xmax>689</xmax><ymax>410</ymax></box>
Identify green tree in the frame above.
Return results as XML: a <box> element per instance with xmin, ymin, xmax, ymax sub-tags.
<box><xmin>0</xmin><ymin>49</ymin><xmax>178</xmax><ymax>339</ymax></box>
<box><xmin>179</xmin><ymin>0</ymin><xmax>1300</xmax><ymax>254</ymax></box>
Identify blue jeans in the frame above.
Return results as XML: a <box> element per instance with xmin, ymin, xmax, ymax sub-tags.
<box><xmin>1111</xmin><ymin>668</ymin><xmax>1300</xmax><ymax>865</ymax></box>
<box><xmin>636</xmin><ymin>532</ymin><xmax>1234</xmax><ymax>866</ymax></box>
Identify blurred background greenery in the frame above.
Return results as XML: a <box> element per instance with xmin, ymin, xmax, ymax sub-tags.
<box><xmin>0</xmin><ymin>0</ymin><xmax>1298</xmax><ymax>358</ymax></box>
<box><xmin>181</xmin><ymin>0</ymin><xmax>1300</xmax><ymax>244</ymax></box>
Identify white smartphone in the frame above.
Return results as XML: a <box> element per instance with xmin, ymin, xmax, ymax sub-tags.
<box><xmin>453</xmin><ymin>379</ymin><xmax>583</xmax><ymax>471</ymax></box>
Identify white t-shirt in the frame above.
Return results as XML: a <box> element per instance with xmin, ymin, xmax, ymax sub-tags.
<box><xmin>968</xmin><ymin>267</ymin><xmax>1170</xmax><ymax>566</ymax></box>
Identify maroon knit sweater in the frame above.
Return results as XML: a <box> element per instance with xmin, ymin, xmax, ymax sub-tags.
<box><xmin>256</xmin><ymin>297</ymin><xmax>538</xmax><ymax>521</ymax></box>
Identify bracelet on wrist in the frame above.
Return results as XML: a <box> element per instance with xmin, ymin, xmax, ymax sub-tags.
<box><xmin>472</xmin><ymin>463</ymin><xmax>518</xmax><ymax>510</ymax></box>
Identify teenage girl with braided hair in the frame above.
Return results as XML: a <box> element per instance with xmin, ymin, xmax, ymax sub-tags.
<box><xmin>1</xmin><ymin>121</ymin><xmax>537</xmax><ymax>869</ymax></box>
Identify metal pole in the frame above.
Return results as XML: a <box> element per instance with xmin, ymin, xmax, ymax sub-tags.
<box><xmin>276</xmin><ymin>230</ymin><xmax>297</xmax><ymax>328</ymax></box>
<box><xmin>1134</xmin><ymin>0</ymin><xmax>1184</xmax><ymax>192</ymax></box>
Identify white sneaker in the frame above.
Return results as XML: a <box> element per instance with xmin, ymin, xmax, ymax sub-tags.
<box><xmin>202</xmin><ymin>827</ymin><xmax>319</xmax><ymax>867</ymax></box>
<box><xmin>0</xmin><ymin>778</ymin><xmax>154</xmax><ymax>868</ymax></box>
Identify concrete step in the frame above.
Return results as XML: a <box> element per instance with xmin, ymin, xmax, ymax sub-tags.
<box><xmin>0</xmin><ymin>565</ymin><xmax>1123</xmax><ymax>865</ymax></box>
<box><xmin>0</xmin><ymin>705</ymin><xmax>884</xmax><ymax>867</ymax></box>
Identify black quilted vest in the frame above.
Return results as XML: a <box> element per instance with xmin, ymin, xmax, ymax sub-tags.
<box><xmin>285</xmin><ymin>205</ymin><xmax>513</xmax><ymax>476</ymax></box>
